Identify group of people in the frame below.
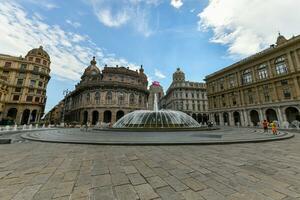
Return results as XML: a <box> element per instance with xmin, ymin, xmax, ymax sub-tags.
<box><xmin>262</xmin><ymin>120</ymin><xmax>278</xmax><ymax>135</ymax></box>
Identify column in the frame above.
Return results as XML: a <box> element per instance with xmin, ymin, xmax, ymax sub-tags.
<box><xmin>288</xmin><ymin>52</ymin><xmax>296</xmax><ymax>73</ymax></box>
<box><xmin>272</xmin><ymin>82</ymin><xmax>279</xmax><ymax>102</ymax></box>
<box><xmin>293</xmin><ymin>78</ymin><xmax>300</xmax><ymax>99</ymax></box>
<box><xmin>19</xmin><ymin>111</ymin><xmax>23</xmax><ymax>125</ymax></box>
<box><xmin>27</xmin><ymin>111</ymin><xmax>31</xmax><ymax>125</ymax></box>
<box><xmin>294</xmin><ymin>50</ymin><xmax>300</xmax><ymax>71</ymax></box>
<box><xmin>243</xmin><ymin>110</ymin><xmax>249</xmax><ymax>126</ymax></box>
<box><xmin>229</xmin><ymin>112</ymin><xmax>234</xmax><ymax>126</ymax></box>
<box><xmin>267</xmin><ymin>60</ymin><xmax>274</xmax><ymax>78</ymax></box>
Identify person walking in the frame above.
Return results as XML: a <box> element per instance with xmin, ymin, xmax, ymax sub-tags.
<box><xmin>271</xmin><ymin>121</ymin><xmax>278</xmax><ymax>135</ymax></box>
<box><xmin>262</xmin><ymin>120</ymin><xmax>268</xmax><ymax>133</ymax></box>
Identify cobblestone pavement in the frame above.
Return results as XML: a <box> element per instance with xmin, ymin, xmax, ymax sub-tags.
<box><xmin>0</xmin><ymin>129</ymin><xmax>299</xmax><ymax>200</ymax></box>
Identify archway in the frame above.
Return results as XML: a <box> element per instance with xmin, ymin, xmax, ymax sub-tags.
<box><xmin>192</xmin><ymin>113</ymin><xmax>197</xmax><ymax>121</ymax></box>
<box><xmin>285</xmin><ymin>107</ymin><xmax>300</xmax><ymax>123</ymax></box>
<box><xmin>233</xmin><ymin>111</ymin><xmax>241</xmax><ymax>125</ymax></box>
<box><xmin>223</xmin><ymin>112</ymin><xmax>229</xmax><ymax>125</ymax></box>
<box><xmin>83</xmin><ymin>111</ymin><xmax>88</xmax><ymax>124</ymax></box>
<box><xmin>7</xmin><ymin>108</ymin><xmax>18</xmax><ymax>120</ymax></box>
<box><xmin>203</xmin><ymin>114</ymin><xmax>208</xmax><ymax>124</ymax></box>
<box><xmin>21</xmin><ymin>109</ymin><xmax>30</xmax><ymax>125</ymax></box>
<box><xmin>92</xmin><ymin>111</ymin><xmax>99</xmax><ymax>125</ymax></box>
<box><xmin>30</xmin><ymin>110</ymin><xmax>37</xmax><ymax>123</ymax></box>
<box><xmin>103</xmin><ymin>110</ymin><xmax>112</xmax><ymax>123</ymax></box>
<box><xmin>116</xmin><ymin>110</ymin><xmax>125</xmax><ymax>122</ymax></box>
<box><xmin>197</xmin><ymin>114</ymin><xmax>203</xmax><ymax>124</ymax></box>
<box><xmin>214</xmin><ymin>114</ymin><xmax>220</xmax><ymax>125</ymax></box>
<box><xmin>266</xmin><ymin>109</ymin><xmax>278</xmax><ymax>122</ymax></box>
<box><xmin>250</xmin><ymin>110</ymin><xmax>260</xmax><ymax>126</ymax></box>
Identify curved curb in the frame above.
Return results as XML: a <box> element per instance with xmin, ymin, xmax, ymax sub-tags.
<box><xmin>21</xmin><ymin>131</ymin><xmax>295</xmax><ymax>146</ymax></box>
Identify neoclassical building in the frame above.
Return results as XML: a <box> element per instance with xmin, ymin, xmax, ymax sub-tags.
<box><xmin>206</xmin><ymin>34</ymin><xmax>300</xmax><ymax>127</ymax></box>
<box><xmin>160</xmin><ymin>68</ymin><xmax>209</xmax><ymax>124</ymax></box>
<box><xmin>0</xmin><ymin>46</ymin><xmax>51</xmax><ymax>124</ymax></box>
<box><xmin>63</xmin><ymin>57</ymin><xmax>149</xmax><ymax>125</ymax></box>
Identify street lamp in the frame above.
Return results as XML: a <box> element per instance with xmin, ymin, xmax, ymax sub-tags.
<box><xmin>61</xmin><ymin>89</ymin><xmax>69</xmax><ymax>126</ymax></box>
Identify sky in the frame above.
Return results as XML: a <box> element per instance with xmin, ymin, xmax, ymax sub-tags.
<box><xmin>1</xmin><ymin>0</ymin><xmax>300</xmax><ymax>113</ymax></box>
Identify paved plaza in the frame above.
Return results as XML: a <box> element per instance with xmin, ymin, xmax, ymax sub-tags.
<box><xmin>0</xmin><ymin>128</ymin><xmax>299</xmax><ymax>200</ymax></box>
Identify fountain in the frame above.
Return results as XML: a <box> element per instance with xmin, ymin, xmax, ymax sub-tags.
<box><xmin>113</xmin><ymin>94</ymin><xmax>201</xmax><ymax>130</ymax></box>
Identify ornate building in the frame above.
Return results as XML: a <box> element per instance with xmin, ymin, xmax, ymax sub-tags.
<box><xmin>0</xmin><ymin>46</ymin><xmax>51</xmax><ymax>124</ymax></box>
<box><xmin>206</xmin><ymin>34</ymin><xmax>300</xmax><ymax>127</ymax></box>
<box><xmin>64</xmin><ymin>57</ymin><xmax>149</xmax><ymax>125</ymax></box>
<box><xmin>148</xmin><ymin>81</ymin><xmax>164</xmax><ymax>110</ymax></box>
<box><xmin>160</xmin><ymin>68</ymin><xmax>208</xmax><ymax>124</ymax></box>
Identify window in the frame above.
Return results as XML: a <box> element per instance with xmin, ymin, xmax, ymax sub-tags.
<box><xmin>43</xmin><ymin>60</ymin><xmax>47</xmax><ymax>65</ymax></box>
<box><xmin>35</xmin><ymin>97</ymin><xmax>40</xmax><ymax>102</ymax></box>
<box><xmin>139</xmin><ymin>95</ymin><xmax>142</xmax><ymax>105</ymax></box>
<box><xmin>33</xmin><ymin>66</ymin><xmax>39</xmax><ymax>72</ymax></box>
<box><xmin>106</xmin><ymin>91</ymin><xmax>112</xmax><ymax>104</ymax></box>
<box><xmin>26</xmin><ymin>96</ymin><xmax>33</xmax><ymax>102</ymax></box>
<box><xmin>95</xmin><ymin>92</ymin><xmax>100</xmax><ymax>104</ymax></box>
<box><xmin>275</xmin><ymin>56</ymin><xmax>288</xmax><ymax>75</ymax></box>
<box><xmin>242</xmin><ymin>69</ymin><xmax>252</xmax><ymax>84</ymax></box>
<box><xmin>35</xmin><ymin>58</ymin><xmax>41</xmax><ymax>63</ymax></box>
<box><xmin>129</xmin><ymin>94</ymin><xmax>135</xmax><ymax>105</ymax></box>
<box><xmin>86</xmin><ymin>93</ymin><xmax>90</xmax><ymax>103</ymax></box>
<box><xmin>228</xmin><ymin>74</ymin><xmax>236</xmax><ymax>88</ymax></box>
<box><xmin>258</xmin><ymin>64</ymin><xmax>268</xmax><ymax>79</ymax></box>
<box><xmin>283</xmin><ymin>88</ymin><xmax>291</xmax><ymax>99</ymax></box>
<box><xmin>20</xmin><ymin>64</ymin><xmax>27</xmax><ymax>70</ymax></box>
<box><xmin>264</xmin><ymin>92</ymin><xmax>270</xmax><ymax>102</ymax></box>
<box><xmin>38</xmin><ymin>81</ymin><xmax>43</xmax><ymax>87</ymax></box>
<box><xmin>28</xmin><ymin>88</ymin><xmax>35</xmax><ymax>93</ymax></box>
<box><xmin>30</xmin><ymin>80</ymin><xmax>36</xmax><ymax>87</ymax></box>
<box><xmin>281</xmin><ymin>80</ymin><xmax>288</xmax><ymax>85</ymax></box>
<box><xmin>28</xmin><ymin>57</ymin><xmax>33</xmax><ymax>61</ymax></box>
<box><xmin>4</xmin><ymin>62</ymin><xmax>11</xmax><ymax>67</ymax></box>
<box><xmin>17</xmin><ymin>79</ymin><xmax>23</xmax><ymax>86</ymax></box>
<box><xmin>13</xmin><ymin>95</ymin><xmax>20</xmax><ymax>101</ymax></box>
<box><xmin>118</xmin><ymin>93</ymin><xmax>124</xmax><ymax>105</ymax></box>
<box><xmin>36</xmin><ymin>90</ymin><xmax>42</xmax><ymax>94</ymax></box>
<box><xmin>185</xmin><ymin>93</ymin><xmax>188</xmax><ymax>98</ymax></box>
<box><xmin>15</xmin><ymin>88</ymin><xmax>22</xmax><ymax>93</ymax></box>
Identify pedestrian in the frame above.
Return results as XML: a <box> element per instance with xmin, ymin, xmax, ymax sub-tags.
<box><xmin>271</xmin><ymin>121</ymin><xmax>278</xmax><ymax>135</ymax></box>
<box><xmin>262</xmin><ymin>120</ymin><xmax>268</xmax><ymax>133</ymax></box>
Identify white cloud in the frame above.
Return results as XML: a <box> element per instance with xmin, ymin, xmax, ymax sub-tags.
<box><xmin>171</xmin><ymin>0</ymin><xmax>183</xmax><ymax>9</ymax></box>
<box><xmin>198</xmin><ymin>0</ymin><xmax>300</xmax><ymax>57</ymax></box>
<box><xmin>87</xmin><ymin>0</ymin><xmax>160</xmax><ymax>36</ymax></box>
<box><xmin>154</xmin><ymin>69</ymin><xmax>166</xmax><ymax>79</ymax></box>
<box><xmin>0</xmin><ymin>1</ymin><xmax>140</xmax><ymax>81</ymax></box>
<box><xmin>66</xmin><ymin>20</ymin><xmax>81</xmax><ymax>28</ymax></box>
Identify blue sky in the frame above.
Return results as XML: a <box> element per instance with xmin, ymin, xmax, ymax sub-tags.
<box><xmin>1</xmin><ymin>0</ymin><xmax>300</xmax><ymax>113</ymax></box>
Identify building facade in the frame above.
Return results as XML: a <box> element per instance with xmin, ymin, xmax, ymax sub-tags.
<box><xmin>43</xmin><ymin>100</ymin><xmax>64</xmax><ymax>125</ymax></box>
<box><xmin>160</xmin><ymin>68</ymin><xmax>209</xmax><ymax>124</ymax></box>
<box><xmin>64</xmin><ymin>57</ymin><xmax>149</xmax><ymax>125</ymax></box>
<box><xmin>148</xmin><ymin>81</ymin><xmax>164</xmax><ymax>110</ymax></box>
<box><xmin>0</xmin><ymin>46</ymin><xmax>51</xmax><ymax>124</ymax></box>
<box><xmin>206</xmin><ymin>34</ymin><xmax>300</xmax><ymax>127</ymax></box>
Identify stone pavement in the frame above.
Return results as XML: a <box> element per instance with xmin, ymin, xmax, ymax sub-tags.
<box><xmin>0</xmin><ymin>130</ymin><xmax>300</xmax><ymax>199</ymax></box>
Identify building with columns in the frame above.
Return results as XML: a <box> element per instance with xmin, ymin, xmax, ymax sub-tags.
<box><xmin>63</xmin><ymin>57</ymin><xmax>149</xmax><ymax>125</ymax></box>
<box><xmin>160</xmin><ymin>68</ymin><xmax>209</xmax><ymax>124</ymax></box>
<box><xmin>206</xmin><ymin>34</ymin><xmax>300</xmax><ymax>127</ymax></box>
<box><xmin>0</xmin><ymin>46</ymin><xmax>51</xmax><ymax>125</ymax></box>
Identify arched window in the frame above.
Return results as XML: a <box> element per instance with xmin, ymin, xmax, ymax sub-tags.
<box><xmin>95</xmin><ymin>92</ymin><xmax>100</xmax><ymax>104</ymax></box>
<box><xmin>129</xmin><ymin>93</ymin><xmax>135</xmax><ymax>105</ymax></box>
<box><xmin>106</xmin><ymin>91</ymin><xmax>112</xmax><ymax>104</ymax></box>
<box><xmin>242</xmin><ymin>69</ymin><xmax>252</xmax><ymax>84</ymax></box>
<box><xmin>257</xmin><ymin>63</ymin><xmax>268</xmax><ymax>79</ymax></box>
<box><xmin>275</xmin><ymin>56</ymin><xmax>288</xmax><ymax>75</ymax></box>
<box><xmin>86</xmin><ymin>93</ymin><xmax>90</xmax><ymax>103</ymax></box>
<box><xmin>118</xmin><ymin>93</ymin><xmax>124</xmax><ymax>105</ymax></box>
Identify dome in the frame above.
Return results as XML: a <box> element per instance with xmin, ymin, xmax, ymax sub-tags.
<box><xmin>26</xmin><ymin>46</ymin><xmax>50</xmax><ymax>60</ymax></box>
<box><xmin>173</xmin><ymin>68</ymin><xmax>185</xmax><ymax>82</ymax></box>
<box><xmin>82</xmin><ymin>57</ymin><xmax>100</xmax><ymax>77</ymax></box>
<box><xmin>276</xmin><ymin>33</ymin><xmax>287</xmax><ymax>45</ymax></box>
<box><xmin>113</xmin><ymin>110</ymin><xmax>200</xmax><ymax>128</ymax></box>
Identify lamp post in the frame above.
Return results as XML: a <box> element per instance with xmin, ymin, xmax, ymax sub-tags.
<box><xmin>61</xmin><ymin>89</ymin><xmax>69</xmax><ymax>126</ymax></box>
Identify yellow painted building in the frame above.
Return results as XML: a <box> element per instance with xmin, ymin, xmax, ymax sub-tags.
<box><xmin>0</xmin><ymin>46</ymin><xmax>51</xmax><ymax>124</ymax></box>
<box><xmin>206</xmin><ymin>34</ymin><xmax>300</xmax><ymax>127</ymax></box>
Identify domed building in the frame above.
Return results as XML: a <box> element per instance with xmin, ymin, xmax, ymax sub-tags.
<box><xmin>64</xmin><ymin>57</ymin><xmax>149</xmax><ymax>125</ymax></box>
<box><xmin>0</xmin><ymin>46</ymin><xmax>51</xmax><ymax>124</ymax></box>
